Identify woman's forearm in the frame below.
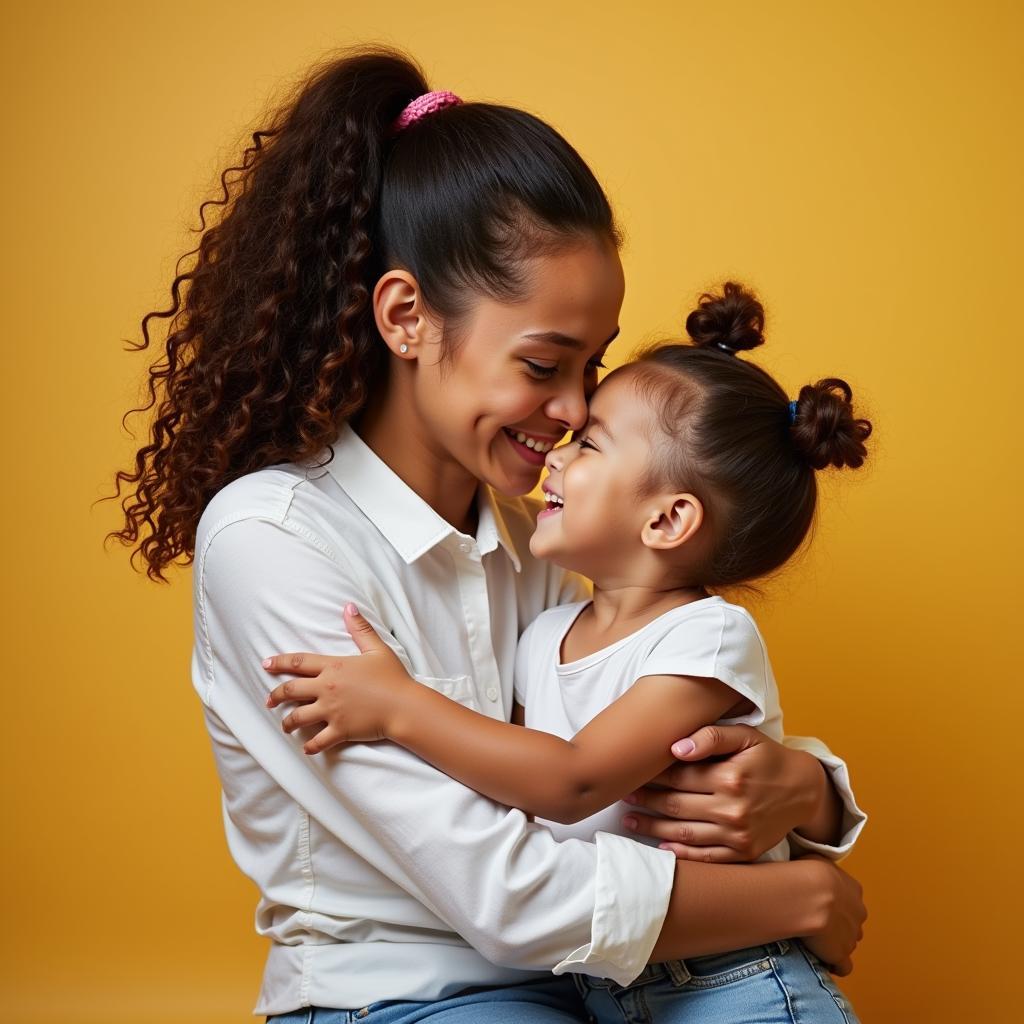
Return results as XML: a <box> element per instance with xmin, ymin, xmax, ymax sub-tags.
<box><xmin>650</xmin><ymin>858</ymin><xmax>828</xmax><ymax>961</ymax></box>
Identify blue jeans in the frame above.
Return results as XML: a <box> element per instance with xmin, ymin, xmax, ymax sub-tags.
<box><xmin>267</xmin><ymin>975</ymin><xmax>587</xmax><ymax>1023</ymax></box>
<box><xmin>574</xmin><ymin>940</ymin><xmax>859</xmax><ymax>1023</ymax></box>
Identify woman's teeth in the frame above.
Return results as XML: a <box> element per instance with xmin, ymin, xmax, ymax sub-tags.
<box><xmin>506</xmin><ymin>428</ymin><xmax>554</xmax><ymax>452</ymax></box>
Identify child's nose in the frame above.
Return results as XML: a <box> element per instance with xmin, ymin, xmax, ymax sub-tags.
<box><xmin>545</xmin><ymin>441</ymin><xmax>573</xmax><ymax>471</ymax></box>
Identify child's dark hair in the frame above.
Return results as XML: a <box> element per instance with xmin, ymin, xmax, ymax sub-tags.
<box><xmin>631</xmin><ymin>282</ymin><xmax>872</xmax><ymax>587</ymax></box>
<box><xmin>111</xmin><ymin>47</ymin><xmax>620</xmax><ymax>579</ymax></box>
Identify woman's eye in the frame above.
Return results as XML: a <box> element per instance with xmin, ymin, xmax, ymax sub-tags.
<box><xmin>523</xmin><ymin>360</ymin><xmax>558</xmax><ymax>380</ymax></box>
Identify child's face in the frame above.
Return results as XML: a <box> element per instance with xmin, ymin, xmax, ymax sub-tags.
<box><xmin>530</xmin><ymin>367</ymin><xmax>661</xmax><ymax>578</ymax></box>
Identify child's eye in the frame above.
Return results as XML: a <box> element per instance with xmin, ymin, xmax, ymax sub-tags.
<box><xmin>576</xmin><ymin>436</ymin><xmax>597</xmax><ymax>451</ymax></box>
<box><xmin>523</xmin><ymin>360</ymin><xmax>558</xmax><ymax>380</ymax></box>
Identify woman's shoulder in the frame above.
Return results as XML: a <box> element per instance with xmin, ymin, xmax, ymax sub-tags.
<box><xmin>197</xmin><ymin>462</ymin><xmax>312</xmax><ymax>548</ymax></box>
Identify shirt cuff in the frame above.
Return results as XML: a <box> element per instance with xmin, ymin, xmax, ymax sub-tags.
<box><xmin>552</xmin><ymin>832</ymin><xmax>675</xmax><ymax>986</ymax></box>
<box><xmin>787</xmin><ymin>743</ymin><xmax>868</xmax><ymax>861</ymax></box>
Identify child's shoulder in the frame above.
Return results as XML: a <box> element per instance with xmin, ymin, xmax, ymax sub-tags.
<box><xmin>521</xmin><ymin>600</ymin><xmax>589</xmax><ymax>645</ymax></box>
<box><xmin>649</xmin><ymin>595</ymin><xmax>766</xmax><ymax>651</ymax></box>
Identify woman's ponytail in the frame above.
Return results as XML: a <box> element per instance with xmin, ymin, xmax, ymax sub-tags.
<box><xmin>110</xmin><ymin>52</ymin><xmax>424</xmax><ymax>579</ymax></box>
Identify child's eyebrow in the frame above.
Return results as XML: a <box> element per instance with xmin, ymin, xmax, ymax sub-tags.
<box><xmin>586</xmin><ymin>414</ymin><xmax>615</xmax><ymax>443</ymax></box>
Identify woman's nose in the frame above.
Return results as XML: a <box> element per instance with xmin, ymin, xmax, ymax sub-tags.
<box><xmin>545</xmin><ymin>384</ymin><xmax>588</xmax><ymax>433</ymax></box>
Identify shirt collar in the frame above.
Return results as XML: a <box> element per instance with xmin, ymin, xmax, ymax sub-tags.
<box><xmin>324</xmin><ymin>424</ymin><xmax>521</xmax><ymax>571</ymax></box>
<box><xmin>478</xmin><ymin>486</ymin><xmax>523</xmax><ymax>572</ymax></box>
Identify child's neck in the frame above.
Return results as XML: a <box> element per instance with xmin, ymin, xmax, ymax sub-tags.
<box><xmin>561</xmin><ymin>581</ymin><xmax>706</xmax><ymax>663</ymax></box>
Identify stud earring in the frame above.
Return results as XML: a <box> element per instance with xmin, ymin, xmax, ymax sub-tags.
<box><xmin>399</xmin><ymin>343</ymin><xmax>409</xmax><ymax>354</ymax></box>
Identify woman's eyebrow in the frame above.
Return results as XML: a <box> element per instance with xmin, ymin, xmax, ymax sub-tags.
<box><xmin>522</xmin><ymin>327</ymin><xmax>620</xmax><ymax>350</ymax></box>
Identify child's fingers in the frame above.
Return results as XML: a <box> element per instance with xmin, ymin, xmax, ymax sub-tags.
<box><xmin>265</xmin><ymin>678</ymin><xmax>323</xmax><ymax>708</ymax></box>
<box><xmin>304</xmin><ymin>725</ymin><xmax>344</xmax><ymax>756</ymax></box>
<box><xmin>282</xmin><ymin>703</ymin><xmax>327</xmax><ymax>733</ymax></box>
<box><xmin>262</xmin><ymin>652</ymin><xmax>338</xmax><ymax>676</ymax></box>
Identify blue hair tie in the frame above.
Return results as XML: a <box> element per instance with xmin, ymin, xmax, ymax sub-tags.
<box><xmin>788</xmin><ymin>400</ymin><xmax>798</xmax><ymax>425</ymax></box>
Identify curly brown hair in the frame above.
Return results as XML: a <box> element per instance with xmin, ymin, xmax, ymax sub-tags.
<box><xmin>110</xmin><ymin>48</ymin><xmax>618</xmax><ymax>580</ymax></box>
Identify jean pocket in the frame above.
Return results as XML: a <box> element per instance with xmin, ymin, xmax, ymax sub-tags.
<box><xmin>681</xmin><ymin>942</ymin><xmax>784</xmax><ymax>989</ymax></box>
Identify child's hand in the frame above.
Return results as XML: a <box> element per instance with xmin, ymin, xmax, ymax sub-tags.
<box><xmin>263</xmin><ymin>604</ymin><xmax>415</xmax><ymax>755</ymax></box>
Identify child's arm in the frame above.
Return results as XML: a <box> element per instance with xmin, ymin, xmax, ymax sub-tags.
<box><xmin>265</xmin><ymin>610</ymin><xmax>745</xmax><ymax>825</ymax></box>
<box><xmin>388</xmin><ymin>671</ymin><xmax>743</xmax><ymax>824</ymax></box>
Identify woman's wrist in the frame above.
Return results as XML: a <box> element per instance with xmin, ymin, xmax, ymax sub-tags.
<box><xmin>791</xmin><ymin>750</ymin><xmax>844</xmax><ymax>846</ymax></box>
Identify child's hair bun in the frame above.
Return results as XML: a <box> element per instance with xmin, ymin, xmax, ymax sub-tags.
<box><xmin>791</xmin><ymin>378</ymin><xmax>872</xmax><ymax>470</ymax></box>
<box><xmin>686</xmin><ymin>281</ymin><xmax>766</xmax><ymax>353</ymax></box>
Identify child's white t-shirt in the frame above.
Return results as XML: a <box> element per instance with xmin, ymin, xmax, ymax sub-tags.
<box><xmin>513</xmin><ymin>595</ymin><xmax>790</xmax><ymax>863</ymax></box>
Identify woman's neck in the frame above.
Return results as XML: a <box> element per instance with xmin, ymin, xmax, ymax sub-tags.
<box><xmin>353</xmin><ymin>384</ymin><xmax>479</xmax><ymax>537</ymax></box>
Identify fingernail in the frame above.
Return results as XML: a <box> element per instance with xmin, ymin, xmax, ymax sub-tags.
<box><xmin>673</xmin><ymin>739</ymin><xmax>696</xmax><ymax>756</ymax></box>
<box><xmin>623</xmin><ymin>816</ymin><xmax>637</xmax><ymax>830</ymax></box>
<box><xmin>345</xmin><ymin>602</ymin><xmax>359</xmax><ymax>616</ymax></box>
<box><xmin>262</xmin><ymin>658</ymin><xmax>272</xmax><ymax>669</ymax></box>
<box><xmin>624</xmin><ymin>792</ymin><xmax>638</xmax><ymax>804</ymax></box>
<box><xmin>265</xmin><ymin>695</ymin><xmax>272</xmax><ymax>707</ymax></box>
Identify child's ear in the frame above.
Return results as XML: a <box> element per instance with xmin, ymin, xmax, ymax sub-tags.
<box><xmin>640</xmin><ymin>494</ymin><xmax>704</xmax><ymax>551</ymax></box>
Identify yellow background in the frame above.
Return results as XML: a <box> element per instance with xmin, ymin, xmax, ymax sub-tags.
<box><xmin>3</xmin><ymin>2</ymin><xmax>1021</xmax><ymax>1021</ymax></box>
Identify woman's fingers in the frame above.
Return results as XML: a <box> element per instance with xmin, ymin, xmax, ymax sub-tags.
<box><xmin>627</xmin><ymin>787</ymin><xmax>724</xmax><ymax>822</ymax></box>
<box><xmin>262</xmin><ymin>652</ymin><xmax>338</xmax><ymax>676</ymax></box>
<box><xmin>623</xmin><ymin>811</ymin><xmax>752</xmax><ymax>857</ymax></box>
<box><xmin>643</xmin><ymin>763</ymin><xmax>721</xmax><ymax>794</ymax></box>
<box><xmin>829</xmin><ymin>956</ymin><xmax>853</xmax><ymax>977</ymax></box>
<box><xmin>624</xmin><ymin>813</ymin><xmax>729</xmax><ymax>846</ymax></box>
<box><xmin>655</xmin><ymin>843</ymin><xmax>747</xmax><ymax>863</ymax></box>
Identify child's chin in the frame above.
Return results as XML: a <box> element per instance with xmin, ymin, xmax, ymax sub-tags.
<box><xmin>529</xmin><ymin>533</ymin><xmax>574</xmax><ymax>571</ymax></box>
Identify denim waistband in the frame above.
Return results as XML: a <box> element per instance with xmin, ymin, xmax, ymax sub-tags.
<box><xmin>579</xmin><ymin>939</ymin><xmax>792</xmax><ymax>991</ymax></box>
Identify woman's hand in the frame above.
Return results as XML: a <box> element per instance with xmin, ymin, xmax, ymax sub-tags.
<box><xmin>263</xmin><ymin>604</ymin><xmax>416</xmax><ymax>754</ymax></box>
<box><xmin>623</xmin><ymin>724</ymin><xmax>832</xmax><ymax>862</ymax></box>
<box><xmin>797</xmin><ymin>855</ymin><xmax>867</xmax><ymax>976</ymax></box>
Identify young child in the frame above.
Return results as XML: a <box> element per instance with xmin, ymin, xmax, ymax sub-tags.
<box><xmin>265</xmin><ymin>282</ymin><xmax>870</xmax><ymax>1023</ymax></box>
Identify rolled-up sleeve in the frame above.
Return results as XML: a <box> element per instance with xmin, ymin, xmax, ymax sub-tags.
<box><xmin>783</xmin><ymin>735</ymin><xmax>868</xmax><ymax>860</ymax></box>
<box><xmin>195</xmin><ymin>512</ymin><xmax>673</xmax><ymax>982</ymax></box>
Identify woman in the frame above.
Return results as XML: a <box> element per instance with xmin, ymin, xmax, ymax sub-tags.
<box><xmin>113</xmin><ymin>48</ymin><xmax>866</xmax><ymax>1022</ymax></box>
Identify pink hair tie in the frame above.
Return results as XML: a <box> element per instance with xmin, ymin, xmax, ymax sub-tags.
<box><xmin>392</xmin><ymin>90</ymin><xmax>463</xmax><ymax>133</ymax></box>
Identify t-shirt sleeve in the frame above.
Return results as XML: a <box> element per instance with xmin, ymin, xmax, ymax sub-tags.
<box><xmin>637</xmin><ymin>606</ymin><xmax>770</xmax><ymax>728</ymax></box>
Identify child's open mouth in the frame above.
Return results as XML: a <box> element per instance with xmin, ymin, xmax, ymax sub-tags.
<box><xmin>538</xmin><ymin>486</ymin><xmax>564</xmax><ymax>519</ymax></box>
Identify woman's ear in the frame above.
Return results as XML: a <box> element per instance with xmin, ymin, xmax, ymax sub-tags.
<box><xmin>373</xmin><ymin>270</ymin><xmax>429</xmax><ymax>358</ymax></box>
<box><xmin>640</xmin><ymin>493</ymin><xmax>704</xmax><ymax>550</ymax></box>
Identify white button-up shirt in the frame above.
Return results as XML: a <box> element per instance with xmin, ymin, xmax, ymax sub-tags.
<box><xmin>191</xmin><ymin>424</ymin><xmax>864</xmax><ymax>1016</ymax></box>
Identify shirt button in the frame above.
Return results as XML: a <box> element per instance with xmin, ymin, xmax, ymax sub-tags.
<box><xmin>486</xmin><ymin>687</ymin><xmax>499</xmax><ymax>702</ymax></box>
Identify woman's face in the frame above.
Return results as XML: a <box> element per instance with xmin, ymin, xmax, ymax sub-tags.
<box><xmin>413</xmin><ymin>237</ymin><xmax>625</xmax><ymax>497</ymax></box>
